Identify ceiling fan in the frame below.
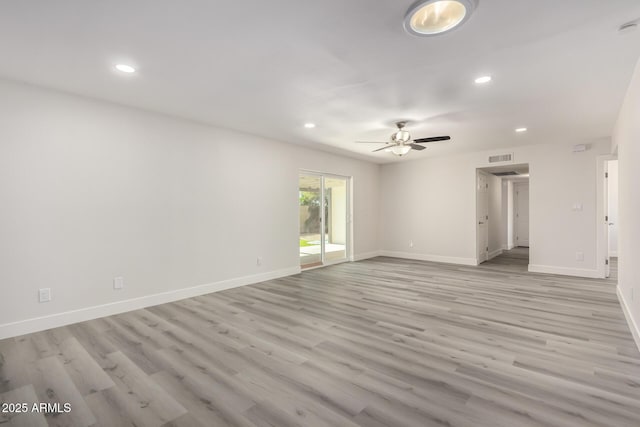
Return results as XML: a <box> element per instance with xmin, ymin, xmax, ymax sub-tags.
<box><xmin>356</xmin><ymin>121</ymin><xmax>450</xmax><ymax>156</ymax></box>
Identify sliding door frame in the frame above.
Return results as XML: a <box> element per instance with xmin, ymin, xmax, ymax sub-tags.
<box><xmin>299</xmin><ymin>170</ymin><xmax>352</xmax><ymax>268</ymax></box>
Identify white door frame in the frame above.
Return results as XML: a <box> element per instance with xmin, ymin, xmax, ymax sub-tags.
<box><xmin>596</xmin><ymin>155</ymin><xmax>617</xmax><ymax>279</ymax></box>
<box><xmin>299</xmin><ymin>170</ymin><xmax>352</xmax><ymax>267</ymax></box>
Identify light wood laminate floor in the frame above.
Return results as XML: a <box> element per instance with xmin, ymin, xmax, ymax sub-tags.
<box><xmin>1</xmin><ymin>253</ymin><xmax>639</xmax><ymax>427</ymax></box>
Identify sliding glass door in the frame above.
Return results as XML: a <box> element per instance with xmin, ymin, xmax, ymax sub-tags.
<box><xmin>299</xmin><ymin>172</ymin><xmax>349</xmax><ymax>268</ymax></box>
<box><xmin>299</xmin><ymin>174</ymin><xmax>323</xmax><ymax>267</ymax></box>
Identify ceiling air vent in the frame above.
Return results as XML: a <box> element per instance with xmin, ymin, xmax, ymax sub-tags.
<box><xmin>492</xmin><ymin>171</ymin><xmax>519</xmax><ymax>176</ymax></box>
<box><xmin>488</xmin><ymin>153</ymin><xmax>513</xmax><ymax>163</ymax></box>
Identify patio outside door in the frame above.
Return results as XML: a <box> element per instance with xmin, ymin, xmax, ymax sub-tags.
<box><xmin>299</xmin><ymin>173</ymin><xmax>350</xmax><ymax>268</ymax></box>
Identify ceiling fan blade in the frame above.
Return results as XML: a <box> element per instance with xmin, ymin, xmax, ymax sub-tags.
<box><xmin>410</xmin><ymin>143</ymin><xmax>426</xmax><ymax>151</ymax></box>
<box><xmin>355</xmin><ymin>141</ymin><xmax>387</xmax><ymax>144</ymax></box>
<box><xmin>413</xmin><ymin>136</ymin><xmax>451</xmax><ymax>143</ymax></box>
<box><xmin>372</xmin><ymin>145</ymin><xmax>393</xmax><ymax>152</ymax></box>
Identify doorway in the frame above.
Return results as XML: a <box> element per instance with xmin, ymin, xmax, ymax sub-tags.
<box><xmin>476</xmin><ymin>170</ymin><xmax>490</xmax><ymax>264</ymax></box>
<box><xmin>514</xmin><ymin>182</ymin><xmax>530</xmax><ymax>247</ymax></box>
<box><xmin>299</xmin><ymin>172</ymin><xmax>350</xmax><ymax>269</ymax></box>
<box><xmin>607</xmin><ymin>160</ymin><xmax>619</xmax><ymax>279</ymax></box>
<box><xmin>598</xmin><ymin>157</ymin><xmax>619</xmax><ymax>279</ymax></box>
<box><xmin>476</xmin><ymin>164</ymin><xmax>530</xmax><ymax>271</ymax></box>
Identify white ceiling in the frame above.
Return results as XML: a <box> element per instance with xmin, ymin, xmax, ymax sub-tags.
<box><xmin>1</xmin><ymin>1</ymin><xmax>639</xmax><ymax>163</ymax></box>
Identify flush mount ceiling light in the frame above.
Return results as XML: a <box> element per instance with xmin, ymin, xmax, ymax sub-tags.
<box><xmin>304</xmin><ymin>123</ymin><xmax>316</xmax><ymax>129</ymax></box>
<box><xmin>515</xmin><ymin>127</ymin><xmax>528</xmax><ymax>133</ymax></box>
<box><xmin>115</xmin><ymin>64</ymin><xmax>136</xmax><ymax>73</ymax></box>
<box><xmin>404</xmin><ymin>0</ymin><xmax>477</xmax><ymax>36</ymax></box>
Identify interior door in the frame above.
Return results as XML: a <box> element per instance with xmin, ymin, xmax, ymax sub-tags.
<box><xmin>515</xmin><ymin>183</ymin><xmax>530</xmax><ymax>247</ymax></box>
<box><xmin>476</xmin><ymin>171</ymin><xmax>489</xmax><ymax>264</ymax></box>
<box><xmin>604</xmin><ymin>162</ymin><xmax>610</xmax><ymax>278</ymax></box>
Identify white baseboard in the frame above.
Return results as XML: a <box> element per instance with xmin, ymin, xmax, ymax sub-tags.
<box><xmin>489</xmin><ymin>249</ymin><xmax>503</xmax><ymax>260</ymax></box>
<box><xmin>353</xmin><ymin>251</ymin><xmax>381</xmax><ymax>261</ymax></box>
<box><xmin>0</xmin><ymin>266</ymin><xmax>300</xmax><ymax>340</ymax></box>
<box><xmin>379</xmin><ymin>250</ymin><xmax>477</xmax><ymax>266</ymax></box>
<box><xmin>528</xmin><ymin>264</ymin><xmax>601</xmax><ymax>278</ymax></box>
<box><xmin>507</xmin><ymin>244</ymin><xmax>515</xmax><ymax>250</ymax></box>
<box><xmin>617</xmin><ymin>286</ymin><xmax>640</xmax><ymax>353</ymax></box>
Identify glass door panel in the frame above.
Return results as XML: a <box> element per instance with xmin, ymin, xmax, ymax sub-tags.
<box><xmin>299</xmin><ymin>174</ymin><xmax>323</xmax><ymax>267</ymax></box>
<box><xmin>324</xmin><ymin>177</ymin><xmax>348</xmax><ymax>262</ymax></box>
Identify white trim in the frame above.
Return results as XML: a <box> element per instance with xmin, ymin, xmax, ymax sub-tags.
<box><xmin>617</xmin><ymin>286</ymin><xmax>640</xmax><ymax>353</ymax></box>
<box><xmin>506</xmin><ymin>243</ymin><xmax>515</xmax><ymax>250</ymax></box>
<box><xmin>610</xmin><ymin>251</ymin><xmax>618</xmax><ymax>257</ymax></box>
<box><xmin>489</xmin><ymin>249</ymin><xmax>503</xmax><ymax>260</ymax></box>
<box><xmin>528</xmin><ymin>264</ymin><xmax>601</xmax><ymax>278</ymax></box>
<box><xmin>0</xmin><ymin>266</ymin><xmax>300</xmax><ymax>340</ymax></box>
<box><xmin>379</xmin><ymin>250</ymin><xmax>477</xmax><ymax>266</ymax></box>
<box><xmin>353</xmin><ymin>251</ymin><xmax>381</xmax><ymax>261</ymax></box>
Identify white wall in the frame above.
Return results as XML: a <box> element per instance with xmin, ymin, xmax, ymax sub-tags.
<box><xmin>607</xmin><ymin>160</ymin><xmax>619</xmax><ymax>257</ymax></box>
<box><xmin>380</xmin><ymin>141</ymin><xmax>610</xmax><ymax>275</ymax></box>
<box><xmin>613</xmin><ymin>58</ymin><xmax>640</xmax><ymax>350</ymax></box>
<box><xmin>0</xmin><ymin>79</ymin><xmax>380</xmax><ymax>336</ymax></box>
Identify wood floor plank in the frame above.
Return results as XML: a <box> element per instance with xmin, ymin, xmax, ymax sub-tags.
<box><xmin>56</xmin><ymin>338</ymin><xmax>115</xmax><ymax>397</ymax></box>
<box><xmin>100</xmin><ymin>351</ymin><xmax>187</xmax><ymax>427</ymax></box>
<box><xmin>0</xmin><ymin>385</ymin><xmax>48</xmax><ymax>427</ymax></box>
<box><xmin>28</xmin><ymin>356</ymin><xmax>96</xmax><ymax>427</ymax></box>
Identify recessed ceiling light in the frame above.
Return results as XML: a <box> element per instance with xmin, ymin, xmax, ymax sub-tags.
<box><xmin>474</xmin><ymin>76</ymin><xmax>492</xmax><ymax>84</ymax></box>
<box><xmin>115</xmin><ymin>64</ymin><xmax>136</xmax><ymax>73</ymax></box>
<box><xmin>304</xmin><ymin>123</ymin><xmax>316</xmax><ymax>129</ymax></box>
<box><xmin>404</xmin><ymin>0</ymin><xmax>477</xmax><ymax>37</ymax></box>
<box><xmin>515</xmin><ymin>127</ymin><xmax>528</xmax><ymax>133</ymax></box>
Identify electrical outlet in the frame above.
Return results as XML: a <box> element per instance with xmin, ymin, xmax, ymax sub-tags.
<box><xmin>409</xmin><ymin>240</ymin><xmax>414</xmax><ymax>248</ymax></box>
<box><xmin>575</xmin><ymin>252</ymin><xmax>584</xmax><ymax>262</ymax></box>
<box><xmin>39</xmin><ymin>288</ymin><xmax>51</xmax><ymax>303</ymax></box>
<box><xmin>113</xmin><ymin>277</ymin><xmax>124</xmax><ymax>290</ymax></box>
<box><xmin>256</xmin><ymin>257</ymin><xmax>263</xmax><ymax>266</ymax></box>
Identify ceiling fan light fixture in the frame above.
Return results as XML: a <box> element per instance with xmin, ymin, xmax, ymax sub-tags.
<box><xmin>394</xmin><ymin>129</ymin><xmax>411</xmax><ymax>142</ymax></box>
<box><xmin>404</xmin><ymin>0</ymin><xmax>477</xmax><ymax>37</ymax></box>
<box><xmin>391</xmin><ymin>145</ymin><xmax>412</xmax><ymax>156</ymax></box>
